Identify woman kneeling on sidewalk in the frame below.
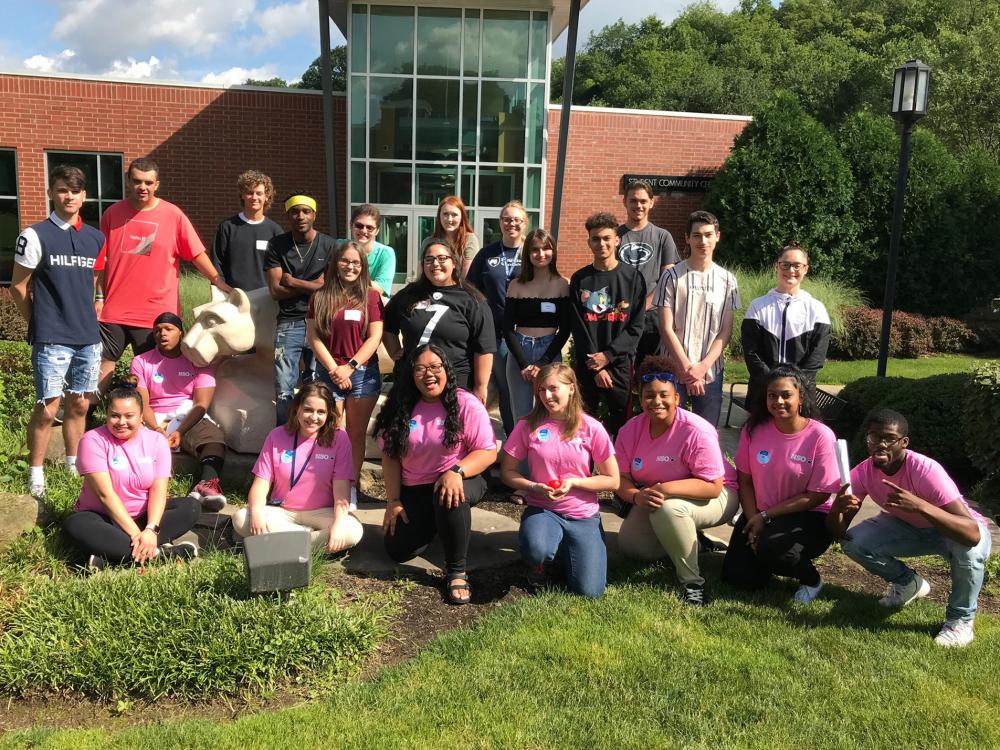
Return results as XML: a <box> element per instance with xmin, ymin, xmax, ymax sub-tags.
<box><xmin>374</xmin><ymin>345</ymin><xmax>498</xmax><ymax>605</ymax></box>
<box><xmin>64</xmin><ymin>380</ymin><xmax>200</xmax><ymax>569</ymax></box>
<box><xmin>500</xmin><ymin>363</ymin><xmax>619</xmax><ymax>598</ymax></box>
<box><xmin>232</xmin><ymin>383</ymin><xmax>362</xmax><ymax>554</ymax></box>
<box><xmin>614</xmin><ymin>355</ymin><xmax>738</xmax><ymax>606</ymax></box>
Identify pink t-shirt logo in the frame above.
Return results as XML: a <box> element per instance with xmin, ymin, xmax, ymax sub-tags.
<box><xmin>757</xmin><ymin>450</ymin><xmax>770</xmax><ymax>465</ymax></box>
<box><xmin>408</xmin><ymin>419</ymin><xmax>418</xmax><ymax>432</ymax></box>
<box><xmin>537</xmin><ymin>428</ymin><xmax>552</xmax><ymax>443</ymax></box>
<box><xmin>152</xmin><ymin>372</ymin><xmax>164</xmax><ymax>383</ymax></box>
<box><xmin>790</xmin><ymin>453</ymin><xmax>812</xmax><ymax>465</ymax></box>
<box><xmin>633</xmin><ymin>457</ymin><xmax>643</xmax><ymax>469</ymax></box>
<box><xmin>656</xmin><ymin>455</ymin><xmax>676</xmax><ymax>463</ymax></box>
<box><xmin>281</xmin><ymin>449</ymin><xmax>294</xmax><ymax>463</ymax></box>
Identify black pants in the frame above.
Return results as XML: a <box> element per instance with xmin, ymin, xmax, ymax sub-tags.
<box><xmin>64</xmin><ymin>496</ymin><xmax>201</xmax><ymax>564</ymax></box>
<box><xmin>634</xmin><ymin>313</ymin><xmax>661</xmax><ymax>376</ymax></box>
<box><xmin>575</xmin><ymin>360</ymin><xmax>632</xmax><ymax>441</ymax></box>
<box><xmin>721</xmin><ymin>511</ymin><xmax>831</xmax><ymax>589</ymax></box>
<box><xmin>383</xmin><ymin>474</ymin><xmax>486</xmax><ymax>577</ymax></box>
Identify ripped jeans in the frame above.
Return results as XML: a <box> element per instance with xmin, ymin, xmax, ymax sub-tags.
<box><xmin>274</xmin><ymin>319</ymin><xmax>316</xmax><ymax>426</ymax></box>
<box><xmin>31</xmin><ymin>342</ymin><xmax>101</xmax><ymax>402</ymax></box>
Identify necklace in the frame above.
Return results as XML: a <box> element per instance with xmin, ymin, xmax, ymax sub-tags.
<box><xmin>292</xmin><ymin>236</ymin><xmax>316</xmax><ymax>263</ymax></box>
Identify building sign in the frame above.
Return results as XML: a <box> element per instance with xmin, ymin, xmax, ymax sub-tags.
<box><xmin>621</xmin><ymin>174</ymin><xmax>714</xmax><ymax>194</ymax></box>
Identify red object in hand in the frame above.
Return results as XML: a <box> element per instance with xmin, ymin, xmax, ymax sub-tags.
<box><xmin>547</xmin><ymin>479</ymin><xmax>563</xmax><ymax>489</ymax></box>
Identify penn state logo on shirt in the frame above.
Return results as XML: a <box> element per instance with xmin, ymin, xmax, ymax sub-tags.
<box><xmin>281</xmin><ymin>449</ymin><xmax>295</xmax><ymax>464</ymax></box>
<box><xmin>619</xmin><ymin>242</ymin><xmax>654</xmax><ymax>267</ymax></box>
<box><xmin>408</xmin><ymin>419</ymin><xmax>418</xmax><ymax>432</ymax></box>
<box><xmin>152</xmin><ymin>372</ymin><xmax>165</xmax><ymax>383</ymax></box>
<box><xmin>537</xmin><ymin>427</ymin><xmax>551</xmax><ymax>443</ymax></box>
<box><xmin>110</xmin><ymin>455</ymin><xmax>127</xmax><ymax>471</ymax></box>
<box><xmin>633</xmin><ymin>457</ymin><xmax>643</xmax><ymax>469</ymax></box>
<box><xmin>757</xmin><ymin>450</ymin><xmax>771</xmax><ymax>465</ymax></box>
<box><xmin>790</xmin><ymin>453</ymin><xmax>813</xmax><ymax>465</ymax></box>
<box><xmin>487</xmin><ymin>257</ymin><xmax>502</xmax><ymax>268</ymax></box>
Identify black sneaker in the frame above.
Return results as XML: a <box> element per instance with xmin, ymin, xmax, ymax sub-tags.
<box><xmin>159</xmin><ymin>541</ymin><xmax>198</xmax><ymax>561</ymax></box>
<box><xmin>86</xmin><ymin>554</ymin><xmax>107</xmax><ymax>572</ymax></box>
<box><xmin>682</xmin><ymin>583</ymin><xmax>706</xmax><ymax>606</ymax></box>
<box><xmin>697</xmin><ymin>531</ymin><xmax>728</xmax><ymax>553</ymax></box>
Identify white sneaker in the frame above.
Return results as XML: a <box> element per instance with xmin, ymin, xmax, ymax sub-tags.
<box><xmin>879</xmin><ymin>574</ymin><xmax>931</xmax><ymax>608</ymax></box>
<box><xmin>349</xmin><ymin>485</ymin><xmax>358</xmax><ymax>513</ymax></box>
<box><xmin>794</xmin><ymin>581</ymin><xmax>824</xmax><ymax>603</ymax></box>
<box><xmin>934</xmin><ymin>619</ymin><xmax>974</xmax><ymax>648</ymax></box>
<box><xmin>28</xmin><ymin>482</ymin><xmax>46</xmax><ymax>500</ymax></box>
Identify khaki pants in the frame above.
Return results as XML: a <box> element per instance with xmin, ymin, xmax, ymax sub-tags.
<box><xmin>232</xmin><ymin>505</ymin><xmax>363</xmax><ymax>550</ymax></box>
<box><xmin>618</xmin><ymin>487</ymin><xmax>738</xmax><ymax>585</ymax></box>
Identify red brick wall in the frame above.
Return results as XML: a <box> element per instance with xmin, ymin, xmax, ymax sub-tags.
<box><xmin>544</xmin><ymin>107</ymin><xmax>750</xmax><ymax>272</ymax></box>
<box><xmin>0</xmin><ymin>74</ymin><xmax>346</xmax><ymax>241</ymax></box>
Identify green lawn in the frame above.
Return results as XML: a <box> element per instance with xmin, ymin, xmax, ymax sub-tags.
<box><xmin>725</xmin><ymin>354</ymin><xmax>983</xmax><ymax>386</ymax></box>
<box><xmin>6</xmin><ymin>559</ymin><xmax>999</xmax><ymax>749</ymax></box>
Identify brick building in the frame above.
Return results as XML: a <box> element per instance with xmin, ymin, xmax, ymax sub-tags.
<box><xmin>0</xmin><ymin>70</ymin><xmax>749</xmax><ymax>281</ymax></box>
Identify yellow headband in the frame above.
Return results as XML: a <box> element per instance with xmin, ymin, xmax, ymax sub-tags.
<box><xmin>285</xmin><ymin>195</ymin><xmax>317</xmax><ymax>212</ymax></box>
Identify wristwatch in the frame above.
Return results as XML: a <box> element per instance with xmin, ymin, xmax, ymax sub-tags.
<box><xmin>144</xmin><ymin>523</ymin><xmax>160</xmax><ymax>534</ymax></box>
<box><xmin>347</xmin><ymin>358</ymin><xmax>360</xmax><ymax>370</ymax></box>
<box><xmin>450</xmin><ymin>464</ymin><xmax>466</xmax><ymax>477</ymax></box>
<box><xmin>759</xmin><ymin>510</ymin><xmax>772</xmax><ymax>525</ymax></box>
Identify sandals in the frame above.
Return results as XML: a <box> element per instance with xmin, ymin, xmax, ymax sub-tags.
<box><xmin>446</xmin><ymin>574</ymin><xmax>471</xmax><ymax>605</ymax></box>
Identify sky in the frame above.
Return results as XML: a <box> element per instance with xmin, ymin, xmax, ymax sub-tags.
<box><xmin>0</xmin><ymin>0</ymin><xmax>739</xmax><ymax>87</ymax></box>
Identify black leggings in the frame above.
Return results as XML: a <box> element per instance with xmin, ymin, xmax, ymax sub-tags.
<box><xmin>575</xmin><ymin>360</ymin><xmax>632</xmax><ymax>441</ymax></box>
<box><xmin>721</xmin><ymin>511</ymin><xmax>831</xmax><ymax>589</ymax></box>
<box><xmin>383</xmin><ymin>474</ymin><xmax>486</xmax><ymax>577</ymax></box>
<box><xmin>64</xmin><ymin>496</ymin><xmax>201</xmax><ymax>564</ymax></box>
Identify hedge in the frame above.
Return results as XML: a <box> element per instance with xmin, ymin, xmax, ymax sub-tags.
<box><xmin>830</xmin><ymin>307</ymin><xmax>976</xmax><ymax>360</ymax></box>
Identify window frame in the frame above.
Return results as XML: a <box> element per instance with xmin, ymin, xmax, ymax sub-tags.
<box><xmin>43</xmin><ymin>150</ymin><xmax>125</xmax><ymax>222</ymax></box>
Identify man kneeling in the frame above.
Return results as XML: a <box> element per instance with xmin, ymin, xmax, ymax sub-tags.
<box><xmin>827</xmin><ymin>409</ymin><xmax>991</xmax><ymax>647</ymax></box>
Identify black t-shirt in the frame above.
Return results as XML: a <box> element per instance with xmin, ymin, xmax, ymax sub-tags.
<box><xmin>212</xmin><ymin>213</ymin><xmax>284</xmax><ymax>292</ymax></box>
<box><xmin>384</xmin><ymin>283</ymin><xmax>496</xmax><ymax>383</ymax></box>
<box><xmin>569</xmin><ymin>262</ymin><xmax>646</xmax><ymax>369</ymax></box>
<box><xmin>262</xmin><ymin>232</ymin><xmax>335</xmax><ymax>322</ymax></box>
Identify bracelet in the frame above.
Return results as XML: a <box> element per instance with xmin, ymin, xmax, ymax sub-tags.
<box><xmin>94</xmin><ymin>293</ymin><xmax>105</xmax><ymax>301</ymax></box>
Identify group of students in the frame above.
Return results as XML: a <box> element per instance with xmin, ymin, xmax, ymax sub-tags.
<box><xmin>12</xmin><ymin>164</ymin><xmax>990</xmax><ymax>647</ymax></box>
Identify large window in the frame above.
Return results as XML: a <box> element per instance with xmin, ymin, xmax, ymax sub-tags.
<box><xmin>45</xmin><ymin>151</ymin><xmax>124</xmax><ymax>227</ymax></box>
<box><xmin>0</xmin><ymin>149</ymin><xmax>19</xmax><ymax>283</ymax></box>
<box><xmin>349</xmin><ymin>4</ymin><xmax>549</xmax><ymax>281</ymax></box>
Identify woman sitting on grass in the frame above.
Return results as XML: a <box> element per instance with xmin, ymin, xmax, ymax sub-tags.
<box><xmin>374</xmin><ymin>344</ymin><xmax>498</xmax><ymax>605</ymax></box>
<box><xmin>130</xmin><ymin>312</ymin><xmax>228</xmax><ymax>512</ymax></box>
<box><xmin>614</xmin><ymin>355</ymin><xmax>738</xmax><ymax>606</ymax></box>
<box><xmin>232</xmin><ymin>383</ymin><xmax>363</xmax><ymax>553</ymax></box>
<box><xmin>63</xmin><ymin>379</ymin><xmax>201</xmax><ymax>570</ymax></box>
<box><xmin>500</xmin><ymin>363</ymin><xmax>619</xmax><ymax>598</ymax></box>
<box><xmin>721</xmin><ymin>365</ymin><xmax>841</xmax><ymax>602</ymax></box>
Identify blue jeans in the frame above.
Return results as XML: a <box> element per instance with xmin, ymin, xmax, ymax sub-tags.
<box><xmin>505</xmin><ymin>332</ymin><xmax>558</xmax><ymax>422</ymax></box>
<box><xmin>842</xmin><ymin>514</ymin><xmax>992</xmax><ymax>622</ymax></box>
<box><xmin>676</xmin><ymin>367</ymin><xmax>724</xmax><ymax>427</ymax></box>
<box><xmin>519</xmin><ymin>506</ymin><xmax>607</xmax><ymax>597</ymax></box>
<box><xmin>32</xmin><ymin>342</ymin><xmax>101</xmax><ymax>402</ymax></box>
<box><xmin>490</xmin><ymin>338</ymin><xmax>515</xmax><ymax>435</ymax></box>
<box><xmin>318</xmin><ymin>362</ymin><xmax>382</xmax><ymax>401</ymax></box>
<box><xmin>274</xmin><ymin>319</ymin><xmax>316</xmax><ymax>425</ymax></box>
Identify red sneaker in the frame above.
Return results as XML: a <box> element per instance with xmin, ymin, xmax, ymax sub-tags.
<box><xmin>190</xmin><ymin>477</ymin><xmax>227</xmax><ymax>512</ymax></box>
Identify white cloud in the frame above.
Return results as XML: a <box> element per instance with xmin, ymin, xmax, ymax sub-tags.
<box><xmin>23</xmin><ymin>49</ymin><xmax>76</xmax><ymax>73</ymax></box>
<box><xmin>201</xmin><ymin>64</ymin><xmax>279</xmax><ymax>87</ymax></box>
<box><xmin>50</xmin><ymin>0</ymin><xmax>256</xmax><ymax>70</ymax></box>
<box><xmin>246</xmin><ymin>0</ymin><xmax>315</xmax><ymax>49</ymax></box>
<box><xmin>108</xmin><ymin>55</ymin><xmax>161</xmax><ymax>79</ymax></box>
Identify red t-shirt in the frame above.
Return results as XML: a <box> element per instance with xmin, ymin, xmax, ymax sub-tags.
<box><xmin>307</xmin><ymin>288</ymin><xmax>384</xmax><ymax>366</ymax></box>
<box><xmin>98</xmin><ymin>198</ymin><xmax>206</xmax><ymax>327</ymax></box>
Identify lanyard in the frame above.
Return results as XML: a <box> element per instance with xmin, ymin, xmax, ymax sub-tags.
<box><xmin>289</xmin><ymin>432</ymin><xmax>317</xmax><ymax>490</ymax></box>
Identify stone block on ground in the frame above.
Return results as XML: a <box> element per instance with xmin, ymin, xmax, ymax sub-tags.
<box><xmin>0</xmin><ymin>492</ymin><xmax>48</xmax><ymax>549</ymax></box>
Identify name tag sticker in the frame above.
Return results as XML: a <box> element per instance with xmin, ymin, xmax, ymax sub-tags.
<box><xmin>137</xmin><ymin>456</ymin><xmax>154</xmax><ymax>465</ymax></box>
<box><xmin>344</xmin><ymin>309</ymin><xmax>362</xmax><ymax>322</ymax></box>
<box><xmin>540</xmin><ymin>302</ymin><xmax>556</xmax><ymax>313</ymax></box>
<box><xmin>256</xmin><ymin>240</ymin><xmax>269</xmax><ymax>251</ymax></box>
<box><xmin>110</xmin><ymin>455</ymin><xmax>126</xmax><ymax>471</ymax></box>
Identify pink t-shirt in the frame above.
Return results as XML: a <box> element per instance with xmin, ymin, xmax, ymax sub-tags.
<box><xmin>98</xmin><ymin>198</ymin><xmax>206</xmax><ymax>327</ymax></box>
<box><xmin>382</xmin><ymin>389</ymin><xmax>496</xmax><ymax>486</ymax></box>
<box><xmin>735</xmin><ymin>419</ymin><xmax>840</xmax><ymax>513</ymax></box>
<box><xmin>723</xmin><ymin>460</ymin><xmax>738</xmax><ymax>492</ymax></box>
<box><xmin>252</xmin><ymin>426</ymin><xmax>355</xmax><ymax>511</ymax></box>
<box><xmin>503</xmin><ymin>413</ymin><xmax>615</xmax><ymax>520</ymax></box>
<box><xmin>75</xmin><ymin>426</ymin><xmax>173</xmax><ymax>517</ymax></box>
<box><xmin>851</xmin><ymin>450</ymin><xmax>984</xmax><ymax>529</ymax></box>
<box><xmin>614</xmin><ymin>410</ymin><xmax>725</xmax><ymax>487</ymax></box>
<box><xmin>130</xmin><ymin>349</ymin><xmax>216</xmax><ymax>413</ymax></box>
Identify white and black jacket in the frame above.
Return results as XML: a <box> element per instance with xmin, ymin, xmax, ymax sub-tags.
<box><xmin>741</xmin><ymin>289</ymin><xmax>831</xmax><ymax>398</ymax></box>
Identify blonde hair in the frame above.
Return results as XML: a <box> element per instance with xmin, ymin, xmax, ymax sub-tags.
<box><xmin>527</xmin><ymin>363</ymin><xmax>583</xmax><ymax>440</ymax></box>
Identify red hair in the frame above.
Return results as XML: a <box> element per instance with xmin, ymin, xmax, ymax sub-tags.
<box><xmin>432</xmin><ymin>195</ymin><xmax>474</xmax><ymax>256</ymax></box>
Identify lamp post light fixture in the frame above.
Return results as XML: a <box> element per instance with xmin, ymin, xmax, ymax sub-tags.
<box><xmin>877</xmin><ymin>59</ymin><xmax>932</xmax><ymax>377</ymax></box>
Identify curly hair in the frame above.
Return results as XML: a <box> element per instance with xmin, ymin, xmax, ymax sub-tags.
<box><xmin>744</xmin><ymin>364</ymin><xmax>816</xmax><ymax>436</ymax></box>
<box><xmin>284</xmin><ymin>383</ymin><xmax>338</xmax><ymax>447</ymax></box>
<box><xmin>636</xmin><ymin>354</ymin><xmax>678</xmax><ymax>395</ymax></box>
<box><xmin>374</xmin><ymin>344</ymin><xmax>462</xmax><ymax>459</ymax></box>
<box><xmin>237</xmin><ymin>170</ymin><xmax>275</xmax><ymax>210</ymax></box>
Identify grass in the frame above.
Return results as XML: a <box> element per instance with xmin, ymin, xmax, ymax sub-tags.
<box><xmin>725</xmin><ymin>353</ymin><xmax>981</xmax><ymax>386</ymax></box>
<box><xmin>178</xmin><ymin>270</ymin><xmax>213</xmax><ymax>329</ymax></box>
<box><xmin>5</xmin><ymin>558</ymin><xmax>999</xmax><ymax>749</ymax></box>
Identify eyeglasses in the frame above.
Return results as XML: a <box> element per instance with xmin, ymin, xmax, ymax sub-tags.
<box><xmin>423</xmin><ymin>255</ymin><xmax>453</xmax><ymax>266</ymax></box>
<box><xmin>501</xmin><ymin>217</ymin><xmax>525</xmax><ymax>226</ymax></box>
<box><xmin>640</xmin><ymin>372</ymin><xmax>675</xmax><ymax>384</ymax></box>
<box><xmin>338</xmin><ymin>259</ymin><xmax>362</xmax><ymax>267</ymax></box>
<box><xmin>778</xmin><ymin>261</ymin><xmax>807</xmax><ymax>271</ymax></box>
<box><xmin>414</xmin><ymin>363</ymin><xmax>445</xmax><ymax>376</ymax></box>
<box><xmin>865</xmin><ymin>433</ymin><xmax>906</xmax><ymax>449</ymax></box>
<box><xmin>353</xmin><ymin>222</ymin><xmax>377</xmax><ymax>233</ymax></box>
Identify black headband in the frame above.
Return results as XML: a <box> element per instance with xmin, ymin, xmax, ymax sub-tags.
<box><xmin>153</xmin><ymin>312</ymin><xmax>184</xmax><ymax>330</ymax></box>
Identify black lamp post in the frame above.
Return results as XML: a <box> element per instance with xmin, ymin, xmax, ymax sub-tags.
<box><xmin>877</xmin><ymin>59</ymin><xmax>932</xmax><ymax>377</ymax></box>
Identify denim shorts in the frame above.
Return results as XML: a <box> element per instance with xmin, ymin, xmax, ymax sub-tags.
<box><xmin>32</xmin><ymin>342</ymin><xmax>101</xmax><ymax>402</ymax></box>
<box><xmin>319</xmin><ymin>362</ymin><xmax>382</xmax><ymax>401</ymax></box>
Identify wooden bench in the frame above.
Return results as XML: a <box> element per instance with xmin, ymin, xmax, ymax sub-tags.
<box><xmin>724</xmin><ymin>381</ymin><xmax>847</xmax><ymax>428</ymax></box>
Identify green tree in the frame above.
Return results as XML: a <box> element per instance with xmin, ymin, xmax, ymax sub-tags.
<box><xmin>243</xmin><ymin>77</ymin><xmax>289</xmax><ymax>87</ymax></box>
<box><xmin>297</xmin><ymin>46</ymin><xmax>347</xmax><ymax>91</ymax></box>
<box><xmin>703</xmin><ymin>92</ymin><xmax>858</xmax><ymax>280</ymax></box>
